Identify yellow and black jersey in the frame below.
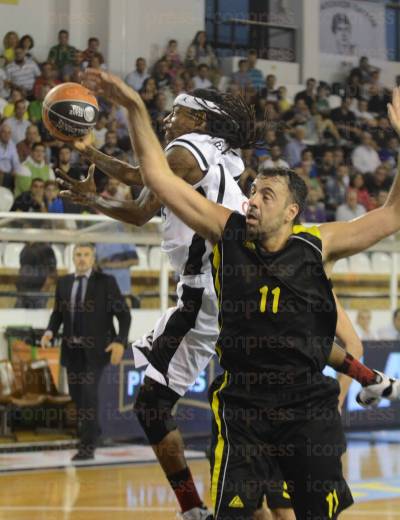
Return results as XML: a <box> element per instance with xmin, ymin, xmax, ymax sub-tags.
<box><xmin>211</xmin><ymin>212</ymin><xmax>338</xmax><ymax>405</ymax></box>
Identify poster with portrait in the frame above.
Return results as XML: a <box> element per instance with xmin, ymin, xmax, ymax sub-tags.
<box><xmin>320</xmin><ymin>0</ymin><xmax>386</xmax><ymax>59</ymax></box>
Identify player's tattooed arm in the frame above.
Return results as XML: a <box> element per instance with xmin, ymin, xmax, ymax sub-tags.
<box><xmin>78</xmin><ymin>143</ymin><xmax>143</xmax><ymax>187</ymax></box>
<box><xmin>320</xmin><ymin>87</ymin><xmax>400</xmax><ymax>261</ymax></box>
<box><xmin>57</xmin><ymin>164</ymin><xmax>161</xmax><ymax>226</ymax></box>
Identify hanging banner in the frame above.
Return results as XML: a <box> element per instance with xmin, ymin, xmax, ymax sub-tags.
<box><xmin>320</xmin><ymin>0</ymin><xmax>386</xmax><ymax>59</ymax></box>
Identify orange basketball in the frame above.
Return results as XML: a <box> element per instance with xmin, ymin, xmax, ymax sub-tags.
<box><xmin>42</xmin><ymin>83</ymin><xmax>99</xmax><ymax>142</ymax></box>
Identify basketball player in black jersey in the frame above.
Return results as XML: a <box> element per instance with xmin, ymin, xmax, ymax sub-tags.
<box><xmin>70</xmin><ymin>71</ymin><xmax>400</xmax><ymax>520</ymax></box>
<box><xmin>60</xmin><ymin>71</ymin><xmax>376</xmax><ymax>520</ymax></box>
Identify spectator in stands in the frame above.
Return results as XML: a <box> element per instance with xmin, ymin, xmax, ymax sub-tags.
<box><xmin>294</xmin><ymin>77</ymin><xmax>317</xmax><ymax>109</ymax></box>
<box><xmin>260</xmin><ymin>74</ymin><xmax>278</xmax><ymax>101</ymax></box>
<box><xmin>317</xmin><ymin>149</ymin><xmax>336</xmax><ymax>183</ymax></box>
<box><xmin>351</xmin><ymin>131</ymin><xmax>381</xmax><ymax>174</ymax></box>
<box><xmin>231</xmin><ymin>59</ymin><xmax>251</xmax><ymax>89</ymax></box>
<box><xmin>82</xmin><ymin>37</ymin><xmax>104</xmax><ymax>64</ymax></box>
<box><xmin>164</xmin><ymin>77</ymin><xmax>187</xmax><ymax>111</ymax></box>
<box><xmin>349</xmin><ymin>172</ymin><xmax>374</xmax><ymax>211</ymax></box>
<box><xmin>315</xmin><ymin>84</ymin><xmax>331</xmax><ymax>115</ymax></box>
<box><xmin>28</xmin><ymin>84</ymin><xmax>49</xmax><ymax>125</ymax></box>
<box><xmin>96</xmin><ymin>222</ymin><xmax>139</xmax><ymax>297</ymax></box>
<box><xmin>374</xmin><ymin>115</ymin><xmax>395</xmax><ymax>149</ymax></box>
<box><xmin>62</xmin><ymin>49</ymin><xmax>85</xmax><ymax>82</ymax></box>
<box><xmin>163</xmin><ymin>39</ymin><xmax>182</xmax><ymax>79</ymax></box>
<box><xmin>100</xmin><ymin>176</ymin><xmax>131</xmax><ymax>203</ymax></box>
<box><xmin>92</xmin><ymin>114</ymin><xmax>108</xmax><ymax>149</ymax></box>
<box><xmin>379</xmin><ymin>135</ymin><xmax>400</xmax><ymax>172</ymax></box>
<box><xmin>150</xmin><ymin>92</ymin><xmax>169</xmax><ymax>143</ymax></box>
<box><xmin>354</xmin><ymin>310</ymin><xmax>378</xmax><ymax>340</ymax></box>
<box><xmin>330</xmin><ymin>95</ymin><xmax>359</xmax><ymax>142</ymax></box>
<box><xmin>375</xmin><ymin>189</ymin><xmax>389</xmax><ymax>208</ymax></box>
<box><xmin>124</xmin><ymin>57</ymin><xmax>149</xmax><ymax>92</ymax></box>
<box><xmin>47</xmin><ymin>29</ymin><xmax>76</xmax><ymax>75</ymax></box>
<box><xmin>2</xmin><ymin>87</ymin><xmax>28</xmax><ymax>119</ymax></box>
<box><xmin>16</xmin><ymin>124</ymin><xmax>41</xmax><ymax>162</ymax></box>
<box><xmin>100</xmin><ymin>130</ymin><xmax>124</xmax><ymax>159</ymax></box>
<box><xmin>377</xmin><ymin>308</ymin><xmax>400</xmax><ymax>340</ymax></box>
<box><xmin>368</xmin><ymin>84</ymin><xmax>391</xmax><ymax>114</ymax></box>
<box><xmin>0</xmin><ymin>122</ymin><xmax>20</xmax><ymax>190</ymax></box>
<box><xmin>185</xmin><ymin>30</ymin><xmax>217</xmax><ymax>70</ymax></box>
<box><xmin>333</xmin><ymin>147</ymin><xmax>345</xmax><ymax>169</ymax></box>
<box><xmin>302</xmin><ymin>186</ymin><xmax>327</xmax><ymax>223</ymax></box>
<box><xmin>246</xmin><ymin>49</ymin><xmax>264</xmax><ymax>91</ymax></box>
<box><xmin>6</xmin><ymin>47</ymin><xmax>40</xmax><ymax>96</ymax></box>
<box><xmin>284</xmin><ymin>98</ymin><xmax>314</xmax><ymax>131</ymax></box>
<box><xmin>19</xmin><ymin>34</ymin><xmax>36</xmax><ymax>63</ymax></box>
<box><xmin>350</xmin><ymin>56</ymin><xmax>376</xmax><ymax>84</ymax></box>
<box><xmin>32</xmin><ymin>62</ymin><xmax>60</xmax><ymax>100</ymax></box>
<box><xmin>152</xmin><ymin>59</ymin><xmax>172</xmax><ymax>90</ymax></box>
<box><xmin>335</xmin><ymin>188</ymin><xmax>366</xmax><ymax>221</ymax></box>
<box><xmin>277</xmin><ymin>85</ymin><xmax>292</xmax><ymax>113</ymax></box>
<box><xmin>345</xmin><ymin>70</ymin><xmax>363</xmax><ymax>100</ymax></box>
<box><xmin>15</xmin><ymin>142</ymin><xmax>55</xmax><ymax>197</ymax></box>
<box><xmin>284</xmin><ymin>126</ymin><xmax>307</xmax><ymax>167</ymax></box>
<box><xmin>82</xmin><ymin>51</ymin><xmax>106</xmax><ymax>72</ymax></box>
<box><xmin>41</xmin><ymin>243</ymin><xmax>130</xmax><ymax>460</ymax></box>
<box><xmin>353</xmin><ymin>98</ymin><xmax>375</xmax><ymax>127</ymax></box>
<box><xmin>6</xmin><ymin>99</ymin><xmax>30</xmax><ymax>144</ymax></box>
<box><xmin>325</xmin><ymin>164</ymin><xmax>349</xmax><ymax>219</ymax></box>
<box><xmin>11</xmin><ymin>177</ymin><xmax>47</xmax><ymax>212</ymax></box>
<box><xmin>15</xmin><ymin>242</ymin><xmax>57</xmax><ymax>308</ymax></box>
<box><xmin>45</xmin><ymin>179</ymin><xmax>64</xmax><ymax>213</ymax></box>
<box><xmin>140</xmin><ymin>77</ymin><xmax>158</xmax><ymax>110</ymax></box>
<box><xmin>0</xmin><ymin>66</ymin><xmax>8</xmax><ymax>99</ymax></box>
<box><xmin>259</xmin><ymin>144</ymin><xmax>289</xmax><ymax>170</ymax></box>
<box><xmin>57</xmin><ymin>145</ymin><xmax>85</xmax><ymax>182</ymax></box>
<box><xmin>364</xmin><ymin>165</ymin><xmax>393</xmax><ymax>198</ymax></box>
<box><xmin>192</xmin><ymin>64</ymin><xmax>212</xmax><ymax>89</ymax></box>
<box><xmin>2</xmin><ymin>31</ymin><xmax>19</xmax><ymax>64</ymax></box>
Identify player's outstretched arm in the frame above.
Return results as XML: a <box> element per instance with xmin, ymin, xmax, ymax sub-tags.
<box><xmin>320</xmin><ymin>87</ymin><xmax>400</xmax><ymax>261</ymax></box>
<box><xmin>58</xmin><ymin>164</ymin><xmax>161</xmax><ymax>226</ymax></box>
<box><xmin>81</xmin><ymin>68</ymin><xmax>231</xmax><ymax>243</ymax></box>
<box><xmin>74</xmin><ymin>134</ymin><xmax>143</xmax><ymax>187</ymax></box>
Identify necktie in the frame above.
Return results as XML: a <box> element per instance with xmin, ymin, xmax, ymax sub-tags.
<box><xmin>72</xmin><ymin>276</ymin><xmax>84</xmax><ymax>338</ymax></box>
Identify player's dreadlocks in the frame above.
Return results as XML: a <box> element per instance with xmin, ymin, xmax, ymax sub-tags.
<box><xmin>190</xmin><ymin>88</ymin><xmax>259</xmax><ymax>150</ymax></box>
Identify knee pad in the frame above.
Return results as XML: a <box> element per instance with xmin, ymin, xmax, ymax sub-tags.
<box><xmin>134</xmin><ymin>376</ymin><xmax>180</xmax><ymax>444</ymax></box>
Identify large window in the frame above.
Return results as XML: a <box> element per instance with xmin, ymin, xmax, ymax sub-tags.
<box><xmin>205</xmin><ymin>0</ymin><xmax>297</xmax><ymax>61</ymax></box>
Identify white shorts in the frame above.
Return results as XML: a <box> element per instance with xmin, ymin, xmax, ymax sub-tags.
<box><xmin>132</xmin><ymin>274</ymin><xmax>219</xmax><ymax>396</ymax></box>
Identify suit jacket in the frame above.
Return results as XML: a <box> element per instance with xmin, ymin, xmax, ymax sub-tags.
<box><xmin>47</xmin><ymin>270</ymin><xmax>131</xmax><ymax>368</ymax></box>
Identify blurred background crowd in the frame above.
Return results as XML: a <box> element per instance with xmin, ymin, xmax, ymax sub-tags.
<box><xmin>0</xmin><ymin>28</ymin><xmax>398</xmax><ymax>223</ymax></box>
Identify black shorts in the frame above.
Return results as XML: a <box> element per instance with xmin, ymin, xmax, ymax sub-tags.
<box><xmin>208</xmin><ymin>373</ymin><xmax>353</xmax><ymax>520</ymax></box>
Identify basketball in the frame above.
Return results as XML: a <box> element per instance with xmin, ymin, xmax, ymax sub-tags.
<box><xmin>42</xmin><ymin>83</ymin><xmax>99</xmax><ymax>142</ymax></box>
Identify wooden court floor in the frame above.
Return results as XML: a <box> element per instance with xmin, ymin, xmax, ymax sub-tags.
<box><xmin>0</xmin><ymin>446</ymin><xmax>399</xmax><ymax>520</ymax></box>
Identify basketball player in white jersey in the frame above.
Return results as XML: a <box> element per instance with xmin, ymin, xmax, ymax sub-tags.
<box><xmin>59</xmin><ymin>71</ymin><xmax>398</xmax><ymax>520</ymax></box>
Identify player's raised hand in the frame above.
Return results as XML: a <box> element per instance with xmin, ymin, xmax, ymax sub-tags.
<box><xmin>57</xmin><ymin>164</ymin><xmax>97</xmax><ymax>206</ymax></box>
<box><xmin>388</xmin><ymin>87</ymin><xmax>400</xmax><ymax>136</ymax></box>
<box><xmin>81</xmin><ymin>68</ymin><xmax>140</xmax><ymax>109</ymax></box>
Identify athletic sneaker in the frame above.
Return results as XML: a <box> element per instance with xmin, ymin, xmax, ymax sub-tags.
<box><xmin>356</xmin><ymin>370</ymin><xmax>400</xmax><ymax>407</ymax></box>
<box><xmin>179</xmin><ymin>505</ymin><xmax>213</xmax><ymax>519</ymax></box>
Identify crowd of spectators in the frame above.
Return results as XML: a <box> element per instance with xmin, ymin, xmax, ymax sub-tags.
<box><xmin>0</xmin><ymin>28</ymin><xmax>399</xmax><ymax>224</ymax></box>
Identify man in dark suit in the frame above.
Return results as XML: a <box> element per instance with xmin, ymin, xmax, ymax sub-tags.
<box><xmin>40</xmin><ymin>243</ymin><xmax>131</xmax><ymax>461</ymax></box>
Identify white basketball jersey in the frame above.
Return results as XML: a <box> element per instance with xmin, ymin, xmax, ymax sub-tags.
<box><xmin>162</xmin><ymin>132</ymin><xmax>247</xmax><ymax>275</ymax></box>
